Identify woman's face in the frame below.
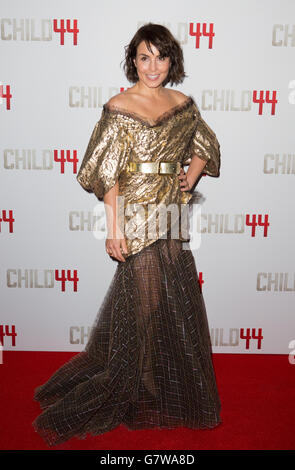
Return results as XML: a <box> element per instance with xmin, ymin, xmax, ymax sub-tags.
<box><xmin>133</xmin><ymin>40</ymin><xmax>170</xmax><ymax>88</ymax></box>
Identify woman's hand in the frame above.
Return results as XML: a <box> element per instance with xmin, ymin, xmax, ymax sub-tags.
<box><xmin>178</xmin><ymin>167</ymin><xmax>193</xmax><ymax>192</ymax></box>
<box><xmin>105</xmin><ymin>227</ymin><xmax>128</xmax><ymax>262</ymax></box>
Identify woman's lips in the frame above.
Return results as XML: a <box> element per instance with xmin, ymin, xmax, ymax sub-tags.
<box><xmin>146</xmin><ymin>74</ymin><xmax>160</xmax><ymax>81</ymax></box>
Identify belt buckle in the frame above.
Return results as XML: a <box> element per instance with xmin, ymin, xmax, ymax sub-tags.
<box><xmin>127</xmin><ymin>161</ymin><xmax>137</xmax><ymax>172</ymax></box>
<box><xmin>159</xmin><ymin>162</ymin><xmax>177</xmax><ymax>174</ymax></box>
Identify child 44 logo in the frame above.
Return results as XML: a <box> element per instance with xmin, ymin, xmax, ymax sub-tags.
<box><xmin>240</xmin><ymin>328</ymin><xmax>263</xmax><ymax>350</ymax></box>
<box><xmin>53</xmin><ymin>19</ymin><xmax>79</xmax><ymax>45</ymax></box>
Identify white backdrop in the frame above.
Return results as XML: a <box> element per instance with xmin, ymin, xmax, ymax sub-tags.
<box><xmin>1</xmin><ymin>0</ymin><xmax>294</xmax><ymax>354</ymax></box>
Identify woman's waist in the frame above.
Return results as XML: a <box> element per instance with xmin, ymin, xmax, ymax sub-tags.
<box><xmin>126</xmin><ymin>160</ymin><xmax>182</xmax><ymax>175</ymax></box>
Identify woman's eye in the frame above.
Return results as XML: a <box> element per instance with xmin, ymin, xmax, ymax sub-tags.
<box><xmin>139</xmin><ymin>56</ymin><xmax>167</xmax><ymax>61</ymax></box>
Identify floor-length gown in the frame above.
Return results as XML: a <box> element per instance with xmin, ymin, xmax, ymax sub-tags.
<box><xmin>32</xmin><ymin>95</ymin><xmax>222</xmax><ymax>446</ymax></box>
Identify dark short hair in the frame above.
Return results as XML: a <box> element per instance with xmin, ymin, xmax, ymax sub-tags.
<box><xmin>122</xmin><ymin>23</ymin><xmax>187</xmax><ymax>87</ymax></box>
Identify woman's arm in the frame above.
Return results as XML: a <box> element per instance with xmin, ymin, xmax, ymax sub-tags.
<box><xmin>179</xmin><ymin>155</ymin><xmax>207</xmax><ymax>192</ymax></box>
<box><xmin>103</xmin><ymin>181</ymin><xmax>128</xmax><ymax>262</ymax></box>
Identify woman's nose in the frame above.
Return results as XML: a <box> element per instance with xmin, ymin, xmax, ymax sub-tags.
<box><xmin>148</xmin><ymin>60</ymin><xmax>157</xmax><ymax>72</ymax></box>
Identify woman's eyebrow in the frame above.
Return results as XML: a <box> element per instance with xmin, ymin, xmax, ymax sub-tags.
<box><xmin>138</xmin><ymin>52</ymin><xmax>161</xmax><ymax>57</ymax></box>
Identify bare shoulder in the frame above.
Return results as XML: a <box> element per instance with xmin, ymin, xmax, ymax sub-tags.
<box><xmin>166</xmin><ymin>89</ymin><xmax>189</xmax><ymax>104</ymax></box>
<box><xmin>106</xmin><ymin>91</ymin><xmax>134</xmax><ymax>109</ymax></box>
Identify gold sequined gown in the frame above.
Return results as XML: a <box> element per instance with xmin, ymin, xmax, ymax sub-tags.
<box><xmin>32</xmin><ymin>95</ymin><xmax>222</xmax><ymax>446</ymax></box>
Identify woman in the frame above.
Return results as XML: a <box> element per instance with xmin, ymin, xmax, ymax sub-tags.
<box><xmin>32</xmin><ymin>23</ymin><xmax>222</xmax><ymax>447</ymax></box>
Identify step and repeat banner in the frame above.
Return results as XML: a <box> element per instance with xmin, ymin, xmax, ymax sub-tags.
<box><xmin>1</xmin><ymin>0</ymin><xmax>294</xmax><ymax>356</ymax></box>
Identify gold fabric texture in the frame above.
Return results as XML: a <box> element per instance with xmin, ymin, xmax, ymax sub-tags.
<box><xmin>76</xmin><ymin>95</ymin><xmax>221</xmax><ymax>258</ymax></box>
<box><xmin>33</xmin><ymin>232</ymin><xmax>222</xmax><ymax>447</ymax></box>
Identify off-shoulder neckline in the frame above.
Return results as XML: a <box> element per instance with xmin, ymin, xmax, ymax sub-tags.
<box><xmin>102</xmin><ymin>94</ymin><xmax>195</xmax><ymax>128</ymax></box>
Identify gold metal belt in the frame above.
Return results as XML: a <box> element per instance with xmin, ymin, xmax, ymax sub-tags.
<box><xmin>127</xmin><ymin>161</ymin><xmax>181</xmax><ymax>175</ymax></box>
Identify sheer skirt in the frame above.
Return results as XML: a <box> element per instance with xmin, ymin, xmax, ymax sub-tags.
<box><xmin>32</xmin><ymin>233</ymin><xmax>222</xmax><ymax>447</ymax></box>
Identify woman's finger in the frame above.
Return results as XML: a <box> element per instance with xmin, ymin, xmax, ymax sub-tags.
<box><xmin>113</xmin><ymin>245</ymin><xmax>126</xmax><ymax>262</ymax></box>
<box><xmin>121</xmin><ymin>238</ymin><xmax>128</xmax><ymax>255</ymax></box>
<box><xmin>179</xmin><ymin>174</ymin><xmax>188</xmax><ymax>187</ymax></box>
<box><xmin>107</xmin><ymin>241</ymin><xmax>126</xmax><ymax>262</ymax></box>
<box><xmin>180</xmin><ymin>176</ymin><xmax>190</xmax><ymax>191</ymax></box>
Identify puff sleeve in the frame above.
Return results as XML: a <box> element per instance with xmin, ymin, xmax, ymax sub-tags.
<box><xmin>183</xmin><ymin>108</ymin><xmax>221</xmax><ymax>177</ymax></box>
<box><xmin>76</xmin><ymin>112</ymin><xmax>132</xmax><ymax>201</ymax></box>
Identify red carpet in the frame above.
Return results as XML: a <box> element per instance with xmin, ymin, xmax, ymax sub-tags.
<box><xmin>1</xmin><ymin>351</ymin><xmax>294</xmax><ymax>450</ymax></box>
